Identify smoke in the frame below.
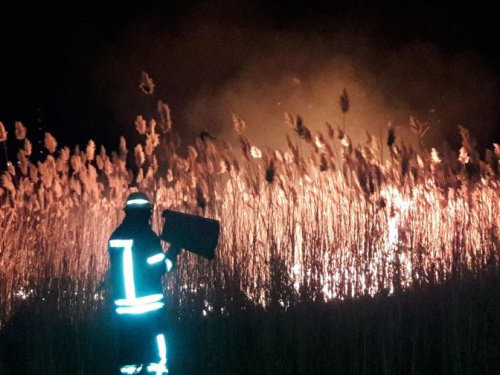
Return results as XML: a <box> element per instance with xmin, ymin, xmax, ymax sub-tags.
<box><xmin>93</xmin><ymin>1</ymin><xmax>499</xmax><ymax>151</ymax></box>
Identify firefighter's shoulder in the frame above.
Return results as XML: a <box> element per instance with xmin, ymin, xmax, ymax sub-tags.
<box><xmin>108</xmin><ymin>222</ymin><xmax>129</xmax><ymax>240</ymax></box>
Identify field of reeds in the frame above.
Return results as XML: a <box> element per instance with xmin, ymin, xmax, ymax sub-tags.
<box><xmin>2</xmin><ymin>100</ymin><xmax>500</xmax><ymax>373</ymax></box>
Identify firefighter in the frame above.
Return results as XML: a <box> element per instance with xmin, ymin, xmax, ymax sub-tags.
<box><xmin>108</xmin><ymin>192</ymin><xmax>180</xmax><ymax>375</ymax></box>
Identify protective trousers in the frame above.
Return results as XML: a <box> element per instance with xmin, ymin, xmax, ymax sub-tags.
<box><xmin>116</xmin><ymin>307</ymin><xmax>168</xmax><ymax>374</ymax></box>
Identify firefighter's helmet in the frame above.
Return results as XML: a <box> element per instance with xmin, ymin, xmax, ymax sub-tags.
<box><xmin>124</xmin><ymin>192</ymin><xmax>152</xmax><ymax>212</ymax></box>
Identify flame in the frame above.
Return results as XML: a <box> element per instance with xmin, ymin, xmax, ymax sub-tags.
<box><xmin>1</xmin><ymin>121</ymin><xmax>500</xmax><ymax>320</ymax></box>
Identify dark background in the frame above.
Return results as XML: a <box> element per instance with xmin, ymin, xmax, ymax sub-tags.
<box><xmin>1</xmin><ymin>0</ymin><xmax>499</xmax><ymax>157</ymax></box>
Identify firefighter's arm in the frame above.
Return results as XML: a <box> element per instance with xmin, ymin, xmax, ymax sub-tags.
<box><xmin>146</xmin><ymin>246</ymin><xmax>179</xmax><ymax>273</ymax></box>
<box><xmin>165</xmin><ymin>243</ymin><xmax>182</xmax><ymax>272</ymax></box>
<box><xmin>146</xmin><ymin>236</ymin><xmax>180</xmax><ymax>273</ymax></box>
<box><xmin>144</xmin><ymin>235</ymin><xmax>170</xmax><ymax>274</ymax></box>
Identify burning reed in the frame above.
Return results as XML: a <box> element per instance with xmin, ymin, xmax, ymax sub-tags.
<box><xmin>1</xmin><ymin>115</ymin><xmax>500</xmax><ymax>323</ymax></box>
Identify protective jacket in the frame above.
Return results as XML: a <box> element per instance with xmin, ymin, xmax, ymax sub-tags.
<box><xmin>108</xmin><ymin>215</ymin><xmax>173</xmax><ymax>315</ymax></box>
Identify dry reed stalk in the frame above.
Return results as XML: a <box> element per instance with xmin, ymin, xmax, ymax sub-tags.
<box><xmin>0</xmin><ymin>115</ymin><xmax>499</xmax><ymax>323</ymax></box>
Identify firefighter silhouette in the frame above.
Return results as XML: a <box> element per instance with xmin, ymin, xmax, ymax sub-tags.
<box><xmin>108</xmin><ymin>192</ymin><xmax>180</xmax><ymax>374</ymax></box>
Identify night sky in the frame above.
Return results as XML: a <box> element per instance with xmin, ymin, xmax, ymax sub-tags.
<box><xmin>1</xmin><ymin>0</ymin><xmax>499</xmax><ymax>156</ymax></box>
